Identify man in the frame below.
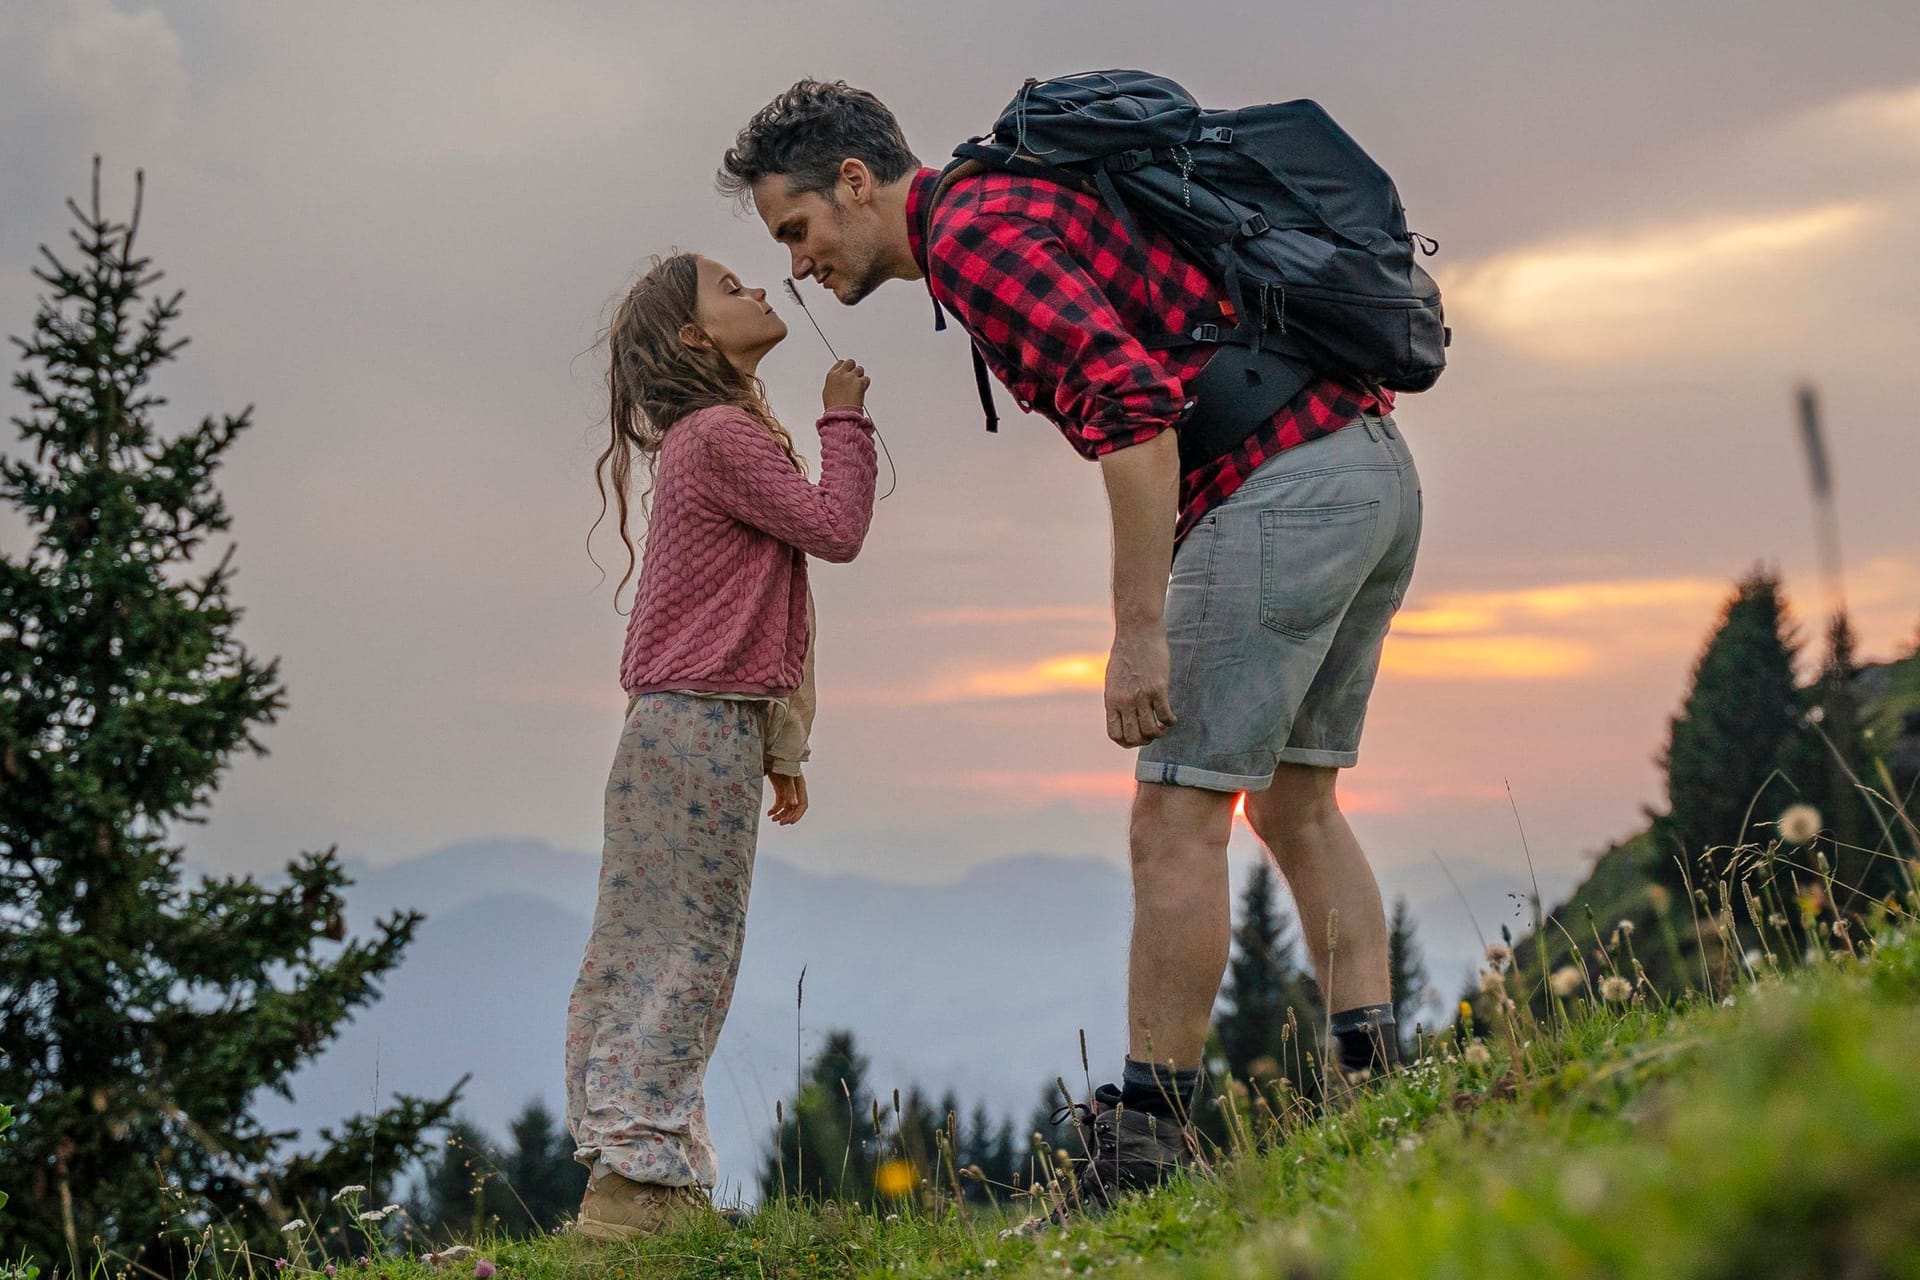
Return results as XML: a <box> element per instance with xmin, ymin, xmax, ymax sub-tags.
<box><xmin>719</xmin><ymin>80</ymin><xmax>1421</xmax><ymax>1215</ymax></box>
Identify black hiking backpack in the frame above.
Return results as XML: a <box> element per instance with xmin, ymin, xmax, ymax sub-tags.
<box><xmin>929</xmin><ymin>70</ymin><xmax>1448</xmax><ymax>469</ymax></box>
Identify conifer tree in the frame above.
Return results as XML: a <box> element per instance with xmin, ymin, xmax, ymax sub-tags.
<box><xmin>1386</xmin><ymin>896</ymin><xmax>1428</xmax><ymax>1057</ymax></box>
<box><xmin>0</xmin><ymin>166</ymin><xmax>454</xmax><ymax>1271</ymax></box>
<box><xmin>1655</xmin><ymin>568</ymin><xmax>1803</xmax><ymax>890</ymax></box>
<box><xmin>760</xmin><ymin>1030</ymin><xmax>877</xmax><ymax>1204</ymax></box>
<box><xmin>1214</xmin><ymin>861</ymin><xmax>1320</xmax><ymax>1084</ymax></box>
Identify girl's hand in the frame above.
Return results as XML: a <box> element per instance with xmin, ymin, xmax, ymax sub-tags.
<box><xmin>823</xmin><ymin>358</ymin><xmax>870</xmax><ymax>411</ymax></box>
<box><xmin>768</xmin><ymin>771</ymin><xmax>809</xmax><ymax>825</ymax></box>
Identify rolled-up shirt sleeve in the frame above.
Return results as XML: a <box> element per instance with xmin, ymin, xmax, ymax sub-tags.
<box><xmin>930</xmin><ymin>208</ymin><xmax>1187</xmax><ymax>458</ymax></box>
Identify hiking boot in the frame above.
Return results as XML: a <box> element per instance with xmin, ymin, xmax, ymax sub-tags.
<box><xmin>1005</xmin><ymin>1084</ymin><xmax>1198</xmax><ymax>1235</ymax></box>
<box><xmin>572</xmin><ymin>1167</ymin><xmax>717</xmax><ymax>1241</ymax></box>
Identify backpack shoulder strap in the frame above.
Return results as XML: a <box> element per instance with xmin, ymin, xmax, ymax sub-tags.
<box><xmin>921</xmin><ymin>157</ymin><xmax>1000</xmax><ymax>433</ymax></box>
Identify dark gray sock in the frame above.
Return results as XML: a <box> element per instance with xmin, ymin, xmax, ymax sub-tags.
<box><xmin>1329</xmin><ymin>1003</ymin><xmax>1399</xmax><ymax>1078</ymax></box>
<box><xmin>1119</xmin><ymin>1057</ymin><xmax>1200</xmax><ymax>1118</ymax></box>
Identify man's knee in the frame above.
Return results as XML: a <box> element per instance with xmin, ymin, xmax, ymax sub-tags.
<box><xmin>1129</xmin><ymin>782</ymin><xmax>1234</xmax><ymax>871</ymax></box>
<box><xmin>1246</xmin><ymin>763</ymin><xmax>1342</xmax><ymax>847</ymax></box>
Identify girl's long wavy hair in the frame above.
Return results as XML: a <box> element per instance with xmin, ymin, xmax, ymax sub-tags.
<box><xmin>593</xmin><ymin>252</ymin><xmax>804</xmax><ymax>605</ymax></box>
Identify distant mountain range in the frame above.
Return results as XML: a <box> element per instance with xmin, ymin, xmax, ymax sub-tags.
<box><xmin>260</xmin><ymin>837</ymin><xmax>1568</xmax><ymax>1204</ymax></box>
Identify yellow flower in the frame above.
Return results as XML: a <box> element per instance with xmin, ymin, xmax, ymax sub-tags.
<box><xmin>875</xmin><ymin>1158</ymin><xmax>917</xmax><ymax>1198</ymax></box>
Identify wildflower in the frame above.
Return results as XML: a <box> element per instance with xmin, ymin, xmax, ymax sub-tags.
<box><xmin>876</xmin><ymin>1158</ymin><xmax>917</xmax><ymax>1197</ymax></box>
<box><xmin>1463</xmin><ymin>1042</ymin><xmax>1492</xmax><ymax>1067</ymax></box>
<box><xmin>357</xmin><ymin>1205</ymin><xmax>399</xmax><ymax>1224</ymax></box>
<box><xmin>1458</xmin><ymin>1000</ymin><xmax>1473</xmax><ymax>1023</ymax></box>
<box><xmin>1777</xmin><ymin>804</ymin><xmax>1822</xmax><ymax>844</ymax></box>
<box><xmin>1614</xmin><ymin>919</ymin><xmax>1635</xmax><ymax>937</ymax></box>
<box><xmin>1484</xmin><ymin>942</ymin><xmax>1513</xmax><ymax>972</ymax></box>
<box><xmin>1549</xmin><ymin>966</ymin><xmax>1584</xmax><ymax>998</ymax></box>
<box><xmin>326</xmin><ymin>1268</ymin><xmax>337</xmax><ymax>1278</ymax></box>
<box><xmin>332</xmin><ymin>1185</ymin><xmax>368</xmax><ymax>1203</ymax></box>
<box><xmin>276</xmin><ymin>1262</ymin><xmax>290</xmax><ymax>1273</ymax></box>
<box><xmin>1600</xmin><ymin>975</ymin><xmax>1633</xmax><ymax>1003</ymax></box>
<box><xmin>473</xmin><ymin>1261</ymin><xmax>496</xmax><ymax>1279</ymax></box>
<box><xmin>1477</xmin><ymin>969</ymin><xmax>1505</xmax><ymax>996</ymax></box>
<box><xmin>1645</xmin><ymin>885</ymin><xmax>1670</xmax><ymax>911</ymax></box>
<box><xmin>1768</xmin><ymin>912</ymin><xmax>1788</xmax><ymax>928</ymax></box>
<box><xmin>281</xmin><ymin>1220</ymin><xmax>308</xmax><ymax>1234</ymax></box>
<box><xmin>1743</xmin><ymin>949</ymin><xmax>1763</xmax><ymax>970</ymax></box>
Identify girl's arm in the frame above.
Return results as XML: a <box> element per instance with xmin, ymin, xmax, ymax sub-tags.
<box><xmin>696</xmin><ymin>407</ymin><xmax>879</xmax><ymax>563</ymax></box>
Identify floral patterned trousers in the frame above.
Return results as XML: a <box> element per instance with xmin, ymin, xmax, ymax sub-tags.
<box><xmin>565</xmin><ymin>692</ymin><xmax>764</xmax><ymax>1188</ymax></box>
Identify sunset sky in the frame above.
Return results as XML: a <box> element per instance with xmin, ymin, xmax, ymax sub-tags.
<box><xmin>3</xmin><ymin>0</ymin><xmax>1916</xmax><ymax>901</ymax></box>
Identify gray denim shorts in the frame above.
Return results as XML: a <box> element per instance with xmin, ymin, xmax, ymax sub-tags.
<box><xmin>1137</xmin><ymin>413</ymin><xmax>1421</xmax><ymax>791</ymax></box>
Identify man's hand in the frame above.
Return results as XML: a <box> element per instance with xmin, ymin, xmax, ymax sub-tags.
<box><xmin>1106</xmin><ymin>622</ymin><xmax>1176</xmax><ymax>748</ymax></box>
<box><xmin>767</xmin><ymin>771</ymin><xmax>809</xmax><ymax>825</ymax></box>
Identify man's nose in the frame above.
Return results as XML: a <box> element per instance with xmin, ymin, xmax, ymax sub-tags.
<box><xmin>790</xmin><ymin>249</ymin><xmax>812</xmax><ymax>279</ymax></box>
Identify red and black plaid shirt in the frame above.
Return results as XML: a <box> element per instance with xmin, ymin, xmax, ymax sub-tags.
<box><xmin>907</xmin><ymin>167</ymin><xmax>1390</xmax><ymax>542</ymax></box>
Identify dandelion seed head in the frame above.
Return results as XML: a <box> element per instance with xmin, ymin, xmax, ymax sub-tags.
<box><xmin>1600</xmin><ymin>975</ymin><xmax>1633</xmax><ymax>1003</ymax></box>
<box><xmin>1484</xmin><ymin>942</ymin><xmax>1513</xmax><ymax>971</ymax></box>
<box><xmin>1549</xmin><ymin>965</ymin><xmax>1584</xmax><ymax>998</ymax></box>
<box><xmin>1615</xmin><ymin>919</ymin><xmax>1635</xmax><ymax>936</ymax></box>
<box><xmin>1778</xmin><ymin>804</ymin><xmax>1821</xmax><ymax>844</ymax></box>
<box><xmin>1463</xmin><ymin>1042</ymin><xmax>1492</xmax><ymax>1066</ymax></box>
<box><xmin>1477</xmin><ymin>968</ymin><xmax>1506</xmax><ymax>996</ymax></box>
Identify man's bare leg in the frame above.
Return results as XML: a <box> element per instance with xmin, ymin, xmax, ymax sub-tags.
<box><xmin>1242</xmin><ymin>762</ymin><xmax>1396</xmax><ymax>1078</ymax></box>
<box><xmin>1126</xmin><ymin>781</ymin><xmax>1239</xmax><ymax>1071</ymax></box>
<box><xmin>1242</xmin><ymin>762</ymin><xmax>1389</xmax><ymax>1010</ymax></box>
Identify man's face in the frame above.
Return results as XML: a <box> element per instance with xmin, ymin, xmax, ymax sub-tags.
<box><xmin>753</xmin><ymin>168</ymin><xmax>887</xmax><ymax>306</ymax></box>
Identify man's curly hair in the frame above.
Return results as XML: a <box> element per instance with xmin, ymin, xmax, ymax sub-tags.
<box><xmin>717</xmin><ymin>80</ymin><xmax>919</xmax><ymax>207</ymax></box>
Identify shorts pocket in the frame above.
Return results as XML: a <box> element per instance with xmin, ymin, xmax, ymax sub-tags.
<box><xmin>1259</xmin><ymin>501</ymin><xmax>1380</xmax><ymax>638</ymax></box>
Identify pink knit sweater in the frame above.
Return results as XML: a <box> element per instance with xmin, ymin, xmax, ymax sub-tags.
<box><xmin>619</xmin><ymin>404</ymin><xmax>878</xmax><ymax>697</ymax></box>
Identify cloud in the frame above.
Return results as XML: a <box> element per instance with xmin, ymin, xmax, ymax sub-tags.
<box><xmin>43</xmin><ymin>0</ymin><xmax>188</xmax><ymax>154</ymax></box>
<box><xmin>904</xmin><ymin>605</ymin><xmax>1109</xmax><ymax>627</ymax></box>
<box><xmin>1442</xmin><ymin>203</ymin><xmax>1872</xmax><ymax>364</ymax></box>
<box><xmin>916</xmin><ymin>652</ymin><xmax>1108</xmax><ymax>702</ymax></box>
<box><xmin>1440</xmin><ymin>78</ymin><xmax>1920</xmax><ymax>366</ymax></box>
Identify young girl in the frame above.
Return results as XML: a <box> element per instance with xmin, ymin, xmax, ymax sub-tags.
<box><xmin>566</xmin><ymin>252</ymin><xmax>879</xmax><ymax>1239</ymax></box>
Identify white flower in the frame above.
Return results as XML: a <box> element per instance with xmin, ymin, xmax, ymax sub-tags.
<box><xmin>1614</xmin><ymin>919</ymin><xmax>1635</xmax><ymax>937</ymax></box>
<box><xmin>281</xmin><ymin>1219</ymin><xmax>307</xmax><ymax>1234</ymax></box>
<box><xmin>1778</xmin><ymin>804</ymin><xmax>1822</xmax><ymax>845</ymax></box>
<box><xmin>1463</xmin><ymin>1042</ymin><xmax>1492</xmax><ymax>1067</ymax></box>
<box><xmin>1549</xmin><ymin>966</ymin><xmax>1584</xmax><ymax>998</ymax></box>
<box><xmin>1477</xmin><ymin>968</ymin><xmax>1506</xmax><ymax>996</ymax></box>
<box><xmin>1484</xmin><ymin>942</ymin><xmax>1513</xmax><ymax>972</ymax></box>
<box><xmin>357</xmin><ymin>1205</ymin><xmax>400</xmax><ymax>1224</ymax></box>
<box><xmin>1600</xmin><ymin>975</ymin><xmax>1633</xmax><ymax>1003</ymax></box>
<box><xmin>1743</xmin><ymin>949</ymin><xmax>1764</xmax><ymax>970</ymax></box>
<box><xmin>331</xmin><ymin>1185</ymin><xmax>368</xmax><ymax>1203</ymax></box>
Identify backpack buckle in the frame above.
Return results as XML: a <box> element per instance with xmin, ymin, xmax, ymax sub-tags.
<box><xmin>1190</xmin><ymin>323</ymin><xmax>1221</xmax><ymax>343</ymax></box>
<box><xmin>1107</xmin><ymin>148</ymin><xmax>1154</xmax><ymax>173</ymax></box>
<box><xmin>1198</xmin><ymin>125</ymin><xmax>1234</xmax><ymax>144</ymax></box>
<box><xmin>1239</xmin><ymin>212</ymin><xmax>1270</xmax><ymax>238</ymax></box>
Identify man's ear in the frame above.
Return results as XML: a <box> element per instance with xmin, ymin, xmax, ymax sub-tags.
<box><xmin>840</xmin><ymin>157</ymin><xmax>874</xmax><ymax>205</ymax></box>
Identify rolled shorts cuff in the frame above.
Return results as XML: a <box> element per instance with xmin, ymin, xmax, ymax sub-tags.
<box><xmin>1275</xmin><ymin>745</ymin><xmax>1360</xmax><ymax>769</ymax></box>
<box><xmin>1135</xmin><ymin>757</ymin><xmax>1274</xmax><ymax>793</ymax></box>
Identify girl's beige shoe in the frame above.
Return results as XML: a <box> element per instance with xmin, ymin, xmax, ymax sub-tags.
<box><xmin>572</xmin><ymin>1167</ymin><xmax>712</xmax><ymax>1242</ymax></box>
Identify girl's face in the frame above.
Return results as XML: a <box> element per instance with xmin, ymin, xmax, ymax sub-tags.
<box><xmin>687</xmin><ymin>256</ymin><xmax>787</xmax><ymax>372</ymax></box>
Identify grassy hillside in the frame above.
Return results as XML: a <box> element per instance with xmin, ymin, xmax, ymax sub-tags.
<box><xmin>118</xmin><ymin>919</ymin><xmax>1920</xmax><ymax>1280</ymax></box>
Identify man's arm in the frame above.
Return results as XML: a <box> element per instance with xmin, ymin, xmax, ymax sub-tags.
<box><xmin>1100</xmin><ymin>429</ymin><xmax>1181</xmax><ymax>747</ymax></box>
<box><xmin>928</xmin><ymin>208</ymin><xmax>1187</xmax><ymax>745</ymax></box>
